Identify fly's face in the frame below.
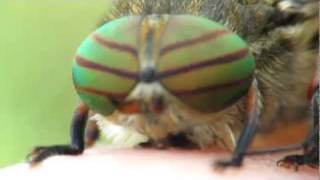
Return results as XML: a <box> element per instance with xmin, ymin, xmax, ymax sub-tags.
<box><xmin>27</xmin><ymin>0</ymin><xmax>319</xmax><ymax>169</ymax></box>
<box><xmin>72</xmin><ymin>15</ymin><xmax>255</xmax><ymax>139</ymax></box>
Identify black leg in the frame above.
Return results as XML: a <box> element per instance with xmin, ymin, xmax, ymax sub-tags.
<box><xmin>27</xmin><ymin>102</ymin><xmax>89</xmax><ymax>165</ymax></box>
<box><xmin>215</xmin><ymin>80</ymin><xmax>260</xmax><ymax>168</ymax></box>
<box><xmin>277</xmin><ymin>85</ymin><xmax>319</xmax><ymax>170</ymax></box>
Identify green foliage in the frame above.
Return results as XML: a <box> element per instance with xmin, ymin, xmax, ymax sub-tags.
<box><xmin>0</xmin><ymin>0</ymin><xmax>110</xmax><ymax>168</ymax></box>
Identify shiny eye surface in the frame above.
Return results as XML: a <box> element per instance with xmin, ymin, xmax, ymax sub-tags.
<box><xmin>157</xmin><ymin>15</ymin><xmax>255</xmax><ymax>112</ymax></box>
<box><xmin>72</xmin><ymin>15</ymin><xmax>255</xmax><ymax>115</ymax></box>
<box><xmin>72</xmin><ymin>16</ymin><xmax>140</xmax><ymax>115</ymax></box>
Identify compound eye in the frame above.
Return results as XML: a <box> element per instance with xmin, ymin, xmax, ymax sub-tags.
<box><xmin>72</xmin><ymin>16</ymin><xmax>140</xmax><ymax>115</ymax></box>
<box><xmin>158</xmin><ymin>15</ymin><xmax>255</xmax><ymax>113</ymax></box>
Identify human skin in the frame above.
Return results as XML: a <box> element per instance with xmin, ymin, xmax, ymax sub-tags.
<box><xmin>0</xmin><ymin>147</ymin><xmax>318</xmax><ymax>180</ymax></box>
<box><xmin>1</xmin><ymin>122</ymin><xmax>318</xmax><ymax>180</ymax></box>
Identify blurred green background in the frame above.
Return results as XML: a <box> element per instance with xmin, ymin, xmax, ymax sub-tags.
<box><xmin>0</xmin><ymin>0</ymin><xmax>111</xmax><ymax>168</ymax></box>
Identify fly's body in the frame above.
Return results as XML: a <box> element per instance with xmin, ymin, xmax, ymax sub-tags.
<box><xmin>91</xmin><ymin>0</ymin><xmax>318</xmax><ymax>150</ymax></box>
<box><xmin>28</xmin><ymin>0</ymin><xmax>319</xmax><ymax>169</ymax></box>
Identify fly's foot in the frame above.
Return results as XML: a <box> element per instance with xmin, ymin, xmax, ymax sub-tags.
<box><xmin>213</xmin><ymin>158</ymin><xmax>242</xmax><ymax>172</ymax></box>
<box><xmin>277</xmin><ymin>148</ymin><xmax>319</xmax><ymax>170</ymax></box>
<box><xmin>27</xmin><ymin>146</ymin><xmax>54</xmax><ymax>166</ymax></box>
<box><xmin>27</xmin><ymin>145</ymin><xmax>83</xmax><ymax>166</ymax></box>
<box><xmin>277</xmin><ymin>155</ymin><xmax>304</xmax><ymax>171</ymax></box>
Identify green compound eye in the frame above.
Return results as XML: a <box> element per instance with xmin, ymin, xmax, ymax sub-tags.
<box><xmin>72</xmin><ymin>16</ymin><xmax>140</xmax><ymax>115</ymax></box>
<box><xmin>72</xmin><ymin>15</ymin><xmax>255</xmax><ymax>115</ymax></box>
<box><xmin>157</xmin><ymin>15</ymin><xmax>255</xmax><ymax>112</ymax></box>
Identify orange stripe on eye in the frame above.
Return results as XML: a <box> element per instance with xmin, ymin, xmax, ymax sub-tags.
<box><xmin>118</xmin><ymin>100</ymin><xmax>141</xmax><ymax>114</ymax></box>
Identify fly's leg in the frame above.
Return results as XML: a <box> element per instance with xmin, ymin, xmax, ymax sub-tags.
<box><xmin>215</xmin><ymin>79</ymin><xmax>261</xmax><ymax>168</ymax></box>
<box><xmin>85</xmin><ymin>120</ymin><xmax>100</xmax><ymax>148</ymax></box>
<box><xmin>273</xmin><ymin>0</ymin><xmax>319</xmax><ymax>170</ymax></box>
<box><xmin>277</xmin><ymin>85</ymin><xmax>319</xmax><ymax>170</ymax></box>
<box><xmin>27</xmin><ymin>102</ymin><xmax>89</xmax><ymax>165</ymax></box>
